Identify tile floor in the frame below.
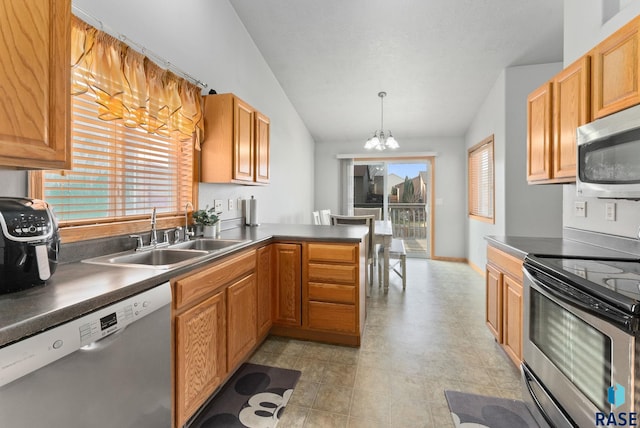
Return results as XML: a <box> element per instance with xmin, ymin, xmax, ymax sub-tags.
<box><xmin>248</xmin><ymin>258</ymin><xmax>523</xmax><ymax>427</ymax></box>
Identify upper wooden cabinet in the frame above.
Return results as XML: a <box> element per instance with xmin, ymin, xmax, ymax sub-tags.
<box><xmin>592</xmin><ymin>17</ymin><xmax>640</xmax><ymax>119</ymax></box>
<box><xmin>255</xmin><ymin>112</ymin><xmax>271</xmax><ymax>184</ymax></box>
<box><xmin>0</xmin><ymin>0</ymin><xmax>71</xmax><ymax>169</ymax></box>
<box><xmin>527</xmin><ymin>57</ymin><xmax>590</xmax><ymax>184</ymax></box>
<box><xmin>200</xmin><ymin>93</ymin><xmax>270</xmax><ymax>185</ymax></box>
<box><xmin>527</xmin><ymin>82</ymin><xmax>552</xmax><ymax>182</ymax></box>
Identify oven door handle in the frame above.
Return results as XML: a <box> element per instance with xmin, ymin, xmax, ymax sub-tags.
<box><xmin>523</xmin><ymin>266</ymin><xmax>634</xmax><ymax>332</ymax></box>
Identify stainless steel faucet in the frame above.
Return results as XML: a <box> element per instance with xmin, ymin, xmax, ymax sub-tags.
<box><xmin>184</xmin><ymin>202</ymin><xmax>194</xmax><ymax>241</ymax></box>
<box><xmin>150</xmin><ymin>207</ymin><xmax>158</xmax><ymax>246</ymax></box>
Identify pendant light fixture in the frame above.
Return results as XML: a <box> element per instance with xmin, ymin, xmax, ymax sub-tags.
<box><xmin>364</xmin><ymin>91</ymin><xmax>399</xmax><ymax>150</ymax></box>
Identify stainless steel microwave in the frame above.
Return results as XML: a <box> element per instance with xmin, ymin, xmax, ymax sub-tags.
<box><xmin>577</xmin><ymin>103</ymin><xmax>640</xmax><ymax>199</ymax></box>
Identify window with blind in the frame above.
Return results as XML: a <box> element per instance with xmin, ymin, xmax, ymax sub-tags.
<box><xmin>468</xmin><ymin>135</ymin><xmax>495</xmax><ymax>223</ymax></box>
<box><xmin>42</xmin><ymin>90</ymin><xmax>193</xmax><ymax>223</ymax></box>
<box><xmin>29</xmin><ymin>16</ymin><xmax>201</xmax><ymax>244</ymax></box>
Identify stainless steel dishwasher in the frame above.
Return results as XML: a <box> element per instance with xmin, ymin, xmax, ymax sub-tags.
<box><xmin>0</xmin><ymin>282</ymin><xmax>172</xmax><ymax>428</ymax></box>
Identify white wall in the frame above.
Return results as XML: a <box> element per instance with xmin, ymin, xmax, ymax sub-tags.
<box><xmin>465</xmin><ymin>63</ymin><xmax>563</xmax><ymax>269</ymax></box>
<box><xmin>0</xmin><ymin>0</ymin><xmax>315</xmax><ymax>225</ymax></box>
<box><xmin>563</xmin><ymin>0</ymin><xmax>640</xmax><ymax>238</ymax></box>
<box><xmin>314</xmin><ymin>138</ymin><xmax>467</xmax><ymax>259</ymax></box>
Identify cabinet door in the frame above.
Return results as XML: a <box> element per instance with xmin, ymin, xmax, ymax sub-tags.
<box><xmin>255</xmin><ymin>112</ymin><xmax>270</xmax><ymax>184</ymax></box>
<box><xmin>485</xmin><ymin>264</ymin><xmax>502</xmax><ymax>341</ymax></box>
<box><xmin>553</xmin><ymin>56</ymin><xmax>590</xmax><ymax>181</ymax></box>
<box><xmin>272</xmin><ymin>243</ymin><xmax>302</xmax><ymax>326</ymax></box>
<box><xmin>233</xmin><ymin>97</ymin><xmax>255</xmax><ymax>181</ymax></box>
<box><xmin>256</xmin><ymin>245</ymin><xmax>273</xmax><ymax>337</ymax></box>
<box><xmin>502</xmin><ymin>275</ymin><xmax>523</xmax><ymax>365</ymax></box>
<box><xmin>0</xmin><ymin>0</ymin><xmax>70</xmax><ymax>169</ymax></box>
<box><xmin>593</xmin><ymin>19</ymin><xmax>640</xmax><ymax>119</ymax></box>
<box><xmin>227</xmin><ymin>273</ymin><xmax>258</xmax><ymax>371</ymax></box>
<box><xmin>527</xmin><ymin>82</ymin><xmax>553</xmax><ymax>182</ymax></box>
<box><xmin>175</xmin><ymin>291</ymin><xmax>226</xmax><ymax>427</ymax></box>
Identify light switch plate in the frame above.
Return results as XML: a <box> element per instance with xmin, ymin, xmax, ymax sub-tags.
<box><xmin>574</xmin><ymin>201</ymin><xmax>586</xmax><ymax>217</ymax></box>
<box><xmin>214</xmin><ymin>199</ymin><xmax>223</xmax><ymax>212</ymax></box>
<box><xmin>228</xmin><ymin>199</ymin><xmax>234</xmax><ymax>211</ymax></box>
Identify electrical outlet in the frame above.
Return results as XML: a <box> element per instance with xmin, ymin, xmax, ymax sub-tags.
<box><xmin>574</xmin><ymin>201</ymin><xmax>586</xmax><ymax>217</ymax></box>
<box><xmin>228</xmin><ymin>199</ymin><xmax>234</xmax><ymax>211</ymax></box>
<box><xmin>605</xmin><ymin>202</ymin><xmax>616</xmax><ymax>221</ymax></box>
<box><xmin>214</xmin><ymin>199</ymin><xmax>223</xmax><ymax>212</ymax></box>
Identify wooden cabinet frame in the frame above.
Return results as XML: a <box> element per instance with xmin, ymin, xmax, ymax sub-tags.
<box><xmin>0</xmin><ymin>0</ymin><xmax>71</xmax><ymax>169</ymax></box>
<box><xmin>485</xmin><ymin>245</ymin><xmax>523</xmax><ymax>366</ymax></box>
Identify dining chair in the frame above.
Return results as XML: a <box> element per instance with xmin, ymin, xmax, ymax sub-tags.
<box><xmin>353</xmin><ymin>207</ymin><xmax>382</xmax><ymax>220</ymax></box>
<box><xmin>378</xmin><ymin>238</ymin><xmax>406</xmax><ymax>290</ymax></box>
<box><xmin>330</xmin><ymin>214</ymin><xmax>375</xmax><ymax>289</ymax></box>
<box><xmin>312</xmin><ymin>211</ymin><xmax>321</xmax><ymax>225</ymax></box>
<box><xmin>319</xmin><ymin>209</ymin><xmax>331</xmax><ymax>225</ymax></box>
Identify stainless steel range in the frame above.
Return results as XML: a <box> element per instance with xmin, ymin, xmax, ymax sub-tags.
<box><xmin>522</xmin><ymin>255</ymin><xmax>640</xmax><ymax>427</ymax></box>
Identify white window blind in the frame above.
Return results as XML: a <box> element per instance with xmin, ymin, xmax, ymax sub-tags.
<box><xmin>468</xmin><ymin>135</ymin><xmax>494</xmax><ymax>222</ymax></box>
<box><xmin>43</xmin><ymin>90</ymin><xmax>193</xmax><ymax>223</ymax></box>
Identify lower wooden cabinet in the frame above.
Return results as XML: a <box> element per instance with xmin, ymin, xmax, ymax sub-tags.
<box><xmin>485</xmin><ymin>245</ymin><xmax>524</xmax><ymax>366</ymax></box>
<box><xmin>174</xmin><ymin>290</ymin><xmax>226</xmax><ymax>427</ymax></box>
<box><xmin>485</xmin><ymin>264</ymin><xmax>502</xmax><ymax>341</ymax></box>
<box><xmin>272</xmin><ymin>243</ymin><xmax>302</xmax><ymax>327</ymax></box>
<box><xmin>226</xmin><ymin>273</ymin><xmax>257</xmax><ymax>371</ymax></box>
<box><xmin>502</xmin><ymin>275</ymin><xmax>523</xmax><ymax>364</ymax></box>
<box><xmin>256</xmin><ymin>245</ymin><xmax>273</xmax><ymax>337</ymax></box>
<box><xmin>171</xmin><ymin>249</ymin><xmax>259</xmax><ymax>428</ymax></box>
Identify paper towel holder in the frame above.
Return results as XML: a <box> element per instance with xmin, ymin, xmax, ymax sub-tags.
<box><xmin>245</xmin><ymin>195</ymin><xmax>260</xmax><ymax>227</ymax></box>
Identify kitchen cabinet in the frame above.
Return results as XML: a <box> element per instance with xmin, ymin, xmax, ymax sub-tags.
<box><xmin>272</xmin><ymin>243</ymin><xmax>302</xmax><ymax>327</ymax></box>
<box><xmin>255</xmin><ymin>112</ymin><xmax>271</xmax><ymax>184</ymax></box>
<box><xmin>485</xmin><ymin>245</ymin><xmax>523</xmax><ymax>366</ymax></box>
<box><xmin>200</xmin><ymin>93</ymin><xmax>270</xmax><ymax>185</ymax></box>
<box><xmin>305</xmin><ymin>243</ymin><xmax>360</xmax><ymax>336</ymax></box>
<box><xmin>485</xmin><ymin>264</ymin><xmax>502</xmax><ymax>341</ymax></box>
<box><xmin>0</xmin><ymin>0</ymin><xmax>71</xmax><ymax>169</ymax></box>
<box><xmin>270</xmin><ymin>240</ymin><xmax>366</xmax><ymax>346</ymax></box>
<box><xmin>502</xmin><ymin>275</ymin><xmax>523</xmax><ymax>365</ymax></box>
<box><xmin>174</xmin><ymin>290</ymin><xmax>226</xmax><ymax>428</ymax></box>
<box><xmin>226</xmin><ymin>273</ymin><xmax>257</xmax><ymax>371</ymax></box>
<box><xmin>592</xmin><ymin>17</ymin><xmax>640</xmax><ymax>119</ymax></box>
<box><xmin>526</xmin><ymin>82</ymin><xmax>552</xmax><ymax>182</ymax></box>
<box><xmin>256</xmin><ymin>245</ymin><xmax>273</xmax><ymax>337</ymax></box>
<box><xmin>171</xmin><ymin>249</ymin><xmax>257</xmax><ymax>428</ymax></box>
<box><xmin>527</xmin><ymin>56</ymin><xmax>590</xmax><ymax>184</ymax></box>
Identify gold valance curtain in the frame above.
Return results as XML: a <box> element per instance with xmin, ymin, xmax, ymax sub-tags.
<box><xmin>70</xmin><ymin>16</ymin><xmax>203</xmax><ymax>149</ymax></box>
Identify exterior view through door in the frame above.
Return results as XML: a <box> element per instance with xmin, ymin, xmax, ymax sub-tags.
<box><xmin>353</xmin><ymin>160</ymin><xmax>431</xmax><ymax>258</ymax></box>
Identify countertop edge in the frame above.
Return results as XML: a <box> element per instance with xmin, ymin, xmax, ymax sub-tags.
<box><xmin>0</xmin><ymin>224</ymin><xmax>368</xmax><ymax>347</ymax></box>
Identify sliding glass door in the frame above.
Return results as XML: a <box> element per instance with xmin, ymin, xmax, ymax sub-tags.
<box><xmin>353</xmin><ymin>159</ymin><xmax>431</xmax><ymax>258</ymax></box>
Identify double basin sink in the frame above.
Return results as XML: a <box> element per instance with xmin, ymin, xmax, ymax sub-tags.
<box><xmin>82</xmin><ymin>239</ymin><xmax>249</xmax><ymax>270</ymax></box>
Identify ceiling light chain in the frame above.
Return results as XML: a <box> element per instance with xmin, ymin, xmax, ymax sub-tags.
<box><xmin>364</xmin><ymin>91</ymin><xmax>399</xmax><ymax>150</ymax></box>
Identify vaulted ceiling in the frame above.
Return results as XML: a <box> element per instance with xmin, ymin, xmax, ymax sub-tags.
<box><xmin>229</xmin><ymin>0</ymin><xmax>563</xmax><ymax>143</ymax></box>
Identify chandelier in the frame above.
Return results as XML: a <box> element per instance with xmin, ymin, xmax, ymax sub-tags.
<box><xmin>364</xmin><ymin>91</ymin><xmax>399</xmax><ymax>150</ymax></box>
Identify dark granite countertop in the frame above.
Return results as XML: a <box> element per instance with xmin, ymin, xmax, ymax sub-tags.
<box><xmin>0</xmin><ymin>223</ymin><xmax>367</xmax><ymax>348</ymax></box>
<box><xmin>485</xmin><ymin>235</ymin><xmax>639</xmax><ymax>260</ymax></box>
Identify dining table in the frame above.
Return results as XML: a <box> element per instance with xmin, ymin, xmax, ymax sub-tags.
<box><xmin>374</xmin><ymin>219</ymin><xmax>393</xmax><ymax>294</ymax></box>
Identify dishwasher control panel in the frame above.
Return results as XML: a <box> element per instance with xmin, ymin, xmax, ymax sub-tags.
<box><xmin>0</xmin><ymin>282</ymin><xmax>171</xmax><ymax>388</ymax></box>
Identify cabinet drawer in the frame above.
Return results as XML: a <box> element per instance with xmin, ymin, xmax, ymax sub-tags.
<box><xmin>308</xmin><ymin>243</ymin><xmax>357</xmax><ymax>263</ymax></box>
<box><xmin>308</xmin><ymin>282</ymin><xmax>356</xmax><ymax>304</ymax></box>
<box><xmin>307</xmin><ymin>301</ymin><xmax>356</xmax><ymax>333</ymax></box>
<box><xmin>174</xmin><ymin>250</ymin><xmax>256</xmax><ymax>309</ymax></box>
<box><xmin>308</xmin><ymin>263</ymin><xmax>357</xmax><ymax>284</ymax></box>
<box><xmin>487</xmin><ymin>246</ymin><xmax>523</xmax><ymax>282</ymax></box>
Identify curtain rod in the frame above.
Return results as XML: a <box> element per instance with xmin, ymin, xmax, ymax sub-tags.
<box><xmin>72</xmin><ymin>6</ymin><xmax>208</xmax><ymax>90</ymax></box>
